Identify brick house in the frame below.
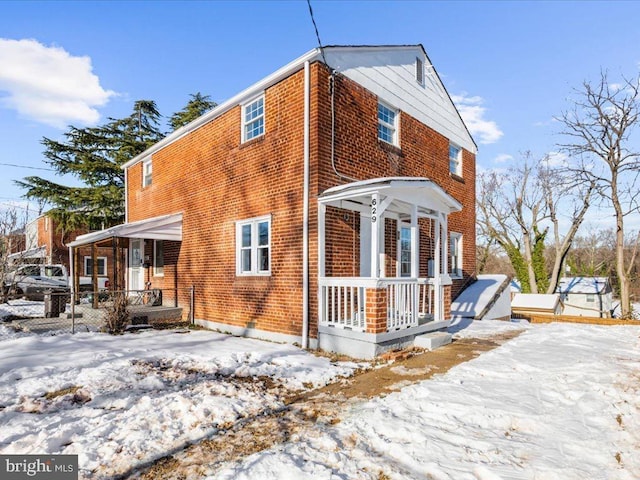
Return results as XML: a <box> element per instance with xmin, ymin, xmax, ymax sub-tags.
<box><xmin>69</xmin><ymin>45</ymin><xmax>477</xmax><ymax>358</ymax></box>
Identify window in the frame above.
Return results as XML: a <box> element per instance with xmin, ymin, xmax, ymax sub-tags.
<box><xmin>236</xmin><ymin>216</ymin><xmax>271</xmax><ymax>275</ymax></box>
<box><xmin>142</xmin><ymin>158</ymin><xmax>152</xmax><ymax>187</ymax></box>
<box><xmin>449</xmin><ymin>232</ymin><xmax>462</xmax><ymax>278</ymax></box>
<box><xmin>449</xmin><ymin>143</ymin><xmax>462</xmax><ymax>176</ymax></box>
<box><xmin>416</xmin><ymin>57</ymin><xmax>424</xmax><ymax>85</ymax></box>
<box><xmin>586</xmin><ymin>293</ymin><xmax>595</xmax><ymax>303</ymax></box>
<box><xmin>84</xmin><ymin>257</ymin><xmax>107</xmax><ymax>276</ymax></box>
<box><xmin>154</xmin><ymin>240</ymin><xmax>164</xmax><ymax>276</ymax></box>
<box><xmin>378</xmin><ymin>102</ymin><xmax>398</xmax><ymax>145</ymax></box>
<box><xmin>242</xmin><ymin>95</ymin><xmax>265</xmax><ymax>142</ymax></box>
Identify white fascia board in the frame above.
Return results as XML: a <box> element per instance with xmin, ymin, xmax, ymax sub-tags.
<box><xmin>122</xmin><ymin>48</ymin><xmax>321</xmax><ymax>170</ymax></box>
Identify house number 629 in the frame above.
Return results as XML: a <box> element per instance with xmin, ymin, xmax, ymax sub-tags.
<box><xmin>371</xmin><ymin>198</ymin><xmax>377</xmax><ymax>223</ymax></box>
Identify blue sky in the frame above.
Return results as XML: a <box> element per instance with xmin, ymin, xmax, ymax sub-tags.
<box><xmin>1</xmin><ymin>0</ymin><xmax>639</xmax><ymax>227</ymax></box>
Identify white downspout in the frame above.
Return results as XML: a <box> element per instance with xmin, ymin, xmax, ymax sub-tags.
<box><xmin>302</xmin><ymin>60</ymin><xmax>310</xmax><ymax>349</ymax></box>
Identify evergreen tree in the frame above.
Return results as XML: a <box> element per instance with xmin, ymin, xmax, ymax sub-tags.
<box><xmin>169</xmin><ymin>92</ymin><xmax>217</xmax><ymax>131</ymax></box>
<box><xmin>16</xmin><ymin>100</ymin><xmax>164</xmax><ymax>231</ymax></box>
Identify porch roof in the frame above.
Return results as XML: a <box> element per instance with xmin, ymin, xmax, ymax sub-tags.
<box><xmin>318</xmin><ymin>177</ymin><xmax>462</xmax><ymax>216</ymax></box>
<box><xmin>68</xmin><ymin>213</ymin><xmax>183</xmax><ymax>247</ymax></box>
<box><xmin>8</xmin><ymin>246</ymin><xmax>46</xmax><ymax>261</ymax></box>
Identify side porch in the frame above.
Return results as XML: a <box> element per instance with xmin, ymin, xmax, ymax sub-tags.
<box><xmin>317</xmin><ymin>177</ymin><xmax>461</xmax><ymax>358</ymax></box>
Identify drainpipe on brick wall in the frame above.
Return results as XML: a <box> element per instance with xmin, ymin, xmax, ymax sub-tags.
<box><xmin>302</xmin><ymin>60</ymin><xmax>310</xmax><ymax>349</ymax></box>
<box><xmin>124</xmin><ymin>167</ymin><xmax>128</xmax><ymax>223</ymax></box>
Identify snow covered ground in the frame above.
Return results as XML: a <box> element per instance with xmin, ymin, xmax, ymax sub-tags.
<box><xmin>1</xmin><ymin>319</ymin><xmax>639</xmax><ymax>479</ymax></box>
<box><xmin>0</xmin><ymin>326</ymin><xmax>360</xmax><ymax>478</ymax></box>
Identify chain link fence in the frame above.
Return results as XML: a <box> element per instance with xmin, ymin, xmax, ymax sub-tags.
<box><xmin>1</xmin><ymin>287</ymin><xmax>194</xmax><ymax>334</ymax></box>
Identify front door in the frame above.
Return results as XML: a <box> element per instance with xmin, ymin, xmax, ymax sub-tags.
<box><xmin>128</xmin><ymin>239</ymin><xmax>144</xmax><ymax>290</ymax></box>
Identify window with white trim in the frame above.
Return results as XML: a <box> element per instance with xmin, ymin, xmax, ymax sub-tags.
<box><xmin>236</xmin><ymin>215</ymin><xmax>271</xmax><ymax>275</ymax></box>
<box><xmin>84</xmin><ymin>256</ymin><xmax>107</xmax><ymax>276</ymax></box>
<box><xmin>449</xmin><ymin>143</ymin><xmax>462</xmax><ymax>176</ymax></box>
<box><xmin>378</xmin><ymin>102</ymin><xmax>398</xmax><ymax>145</ymax></box>
<box><xmin>449</xmin><ymin>232</ymin><xmax>462</xmax><ymax>278</ymax></box>
<box><xmin>154</xmin><ymin>240</ymin><xmax>164</xmax><ymax>276</ymax></box>
<box><xmin>142</xmin><ymin>158</ymin><xmax>153</xmax><ymax>187</ymax></box>
<box><xmin>242</xmin><ymin>95</ymin><xmax>265</xmax><ymax>142</ymax></box>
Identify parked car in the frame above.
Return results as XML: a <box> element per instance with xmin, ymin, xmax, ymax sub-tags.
<box><xmin>3</xmin><ymin>264</ymin><xmax>110</xmax><ymax>301</ymax></box>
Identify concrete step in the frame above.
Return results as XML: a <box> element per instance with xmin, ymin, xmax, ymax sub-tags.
<box><xmin>414</xmin><ymin>331</ymin><xmax>452</xmax><ymax>351</ymax></box>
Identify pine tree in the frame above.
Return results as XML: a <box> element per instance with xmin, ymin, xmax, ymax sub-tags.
<box><xmin>16</xmin><ymin>100</ymin><xmax>164</xmax><ymax>231</ymax></box>
<box><xmin>169</xmin><ymin>92</ymin><xmax>217</xmax><ymax>131</ymax></box>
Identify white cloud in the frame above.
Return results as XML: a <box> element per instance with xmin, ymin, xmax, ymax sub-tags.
<box><xmin>451</xmin><ymin>93</ymin><xmax>503</xmax><ymax>145</ymax></box>
<box><xmin>493</xmin><ymin>154</ymin><xmax>513</xmax><ymax>164</ymax></box>
<box><xmin>0</xmin><ymin>38</ymin><xmax>115</xmax><ymax>128</ymax></box>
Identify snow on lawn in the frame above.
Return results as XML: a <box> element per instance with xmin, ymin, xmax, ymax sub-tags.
<box><xmin>0</xmin><ymin>328</ymin><xmax>359</xmax><ymax>478</ymax></box>
<box><xmin>213</xmin><ymin>321</ymin><xmax>640</xmax><ymax>480</ymax></box>
<box><xmin>0</xmin><ymin>299</ymin><xmax>44</xmax><ymax>320</ymax></box>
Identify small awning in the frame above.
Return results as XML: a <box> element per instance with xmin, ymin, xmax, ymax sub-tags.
<box><xmin>8</xmin><ymin>246</ymin><xmax>47</xmax><ymax>261</ymax></box>
<box><xmin>319</xmin><ymin>177</ymin><xmax>462</xmax><ymax>216</ymax></box>
<box><xmin>68</xmin><ymin>213</ymin><xmax>183</xmax><ymax>247</ymax></box>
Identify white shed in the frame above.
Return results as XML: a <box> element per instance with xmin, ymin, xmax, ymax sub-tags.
<box><xmin>557</xmin><ymin>277</ymin><xmax>613</xmax><ymax>318</ymax></box>
<box><xmin>511</xmin><ymin>293</ymin><xmax>562</xmax><ymax>317</ymax></box>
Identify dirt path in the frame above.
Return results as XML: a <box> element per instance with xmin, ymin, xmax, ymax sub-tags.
<box><xmin>126</xmin><ymin>330</ymin><xmax>523</xmax><ymax>479</ymax></box>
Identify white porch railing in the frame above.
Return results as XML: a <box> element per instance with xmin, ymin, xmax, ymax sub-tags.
<box><xmin>319</xmin><ymin>277</ymin><xmax>435</xmax><ymax>332</ymax></box>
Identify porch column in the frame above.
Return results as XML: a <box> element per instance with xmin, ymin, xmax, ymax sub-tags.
<box><xmin>410</xmin><ymin>204</ymin><xmax>419</xmax><ymax>278</ymax></box>
<box><xmin>318</xmin><ymin>203</ymin><xmax>326</xmax><ymax>326</ymax></box>
<box><xmin>370</xmin><ymin>193</ymin><xmax>381</xmax><ymax>278</ymax></box>
<box><xmin>433</xmin><ymin>217</ymin><xmax>441</xmax><ymax>322</ymax></box>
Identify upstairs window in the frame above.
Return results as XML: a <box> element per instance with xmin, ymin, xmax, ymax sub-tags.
<box><xmin>236</xmin><ymin>215</ymin><xmax>271</xmax><ymax>275</ymax></box>
<box><xmin>142</xmin><ymin>158</ymin><xmax>152</xmax><ymax>187</ymax></box>
<box><xmin>378</xmin><ymin>102</ymin><xmax>398</xmax><ymax>145</ymax></box>
<box><xmin>242</xmin><ymin>95</ymin><xmax>265</xmax><ymax>142</ymax></box>
<box><xmin>449</xmin><ymin>143</ymin><xmax>462</xmax><ymax>176</ymax></box>
<box><xmin>449</xmin><ymin>232</ymin><xmax>462</xmax><ymax>278</ymax></box>
<box><xmin>84</xmin><ymin>257</ymin><xmax>107</xmax><ymax>276</ymax></box>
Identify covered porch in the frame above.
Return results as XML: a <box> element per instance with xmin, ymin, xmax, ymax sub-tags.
<box><xmin>317</xmin><ymin>177</ymin><xmax>461</xmax><ymax>358</ymax></box>
<box><xmin>67</xmin><ymin>213</ymin><xmax>184</xmax><ymax>309</ymax></box>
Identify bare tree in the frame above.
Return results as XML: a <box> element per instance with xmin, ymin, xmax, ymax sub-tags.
<box><xmin>477</xmin><ymin>153</ymin><xmax>594</xmax><ymax>293</ymax></box>
<box><xmin>0</xmin><ymin>206</ymin><xmax>32</xmax><ymax>303</ymax></box>
<box><xmin>558</xmin><ymin>72</ymin><xmax>640</xmax><ymax>317</ymax></box>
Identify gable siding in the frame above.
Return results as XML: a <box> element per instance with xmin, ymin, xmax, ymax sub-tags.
<box><xmin>324</xmin><ymin>48</ymin><xmax>475</xmax><ymax>154</ymax></box>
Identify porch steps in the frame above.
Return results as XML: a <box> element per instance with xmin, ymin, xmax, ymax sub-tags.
<box><xmin>414</xmin><ymin>331</ymin><xmax>452</xmax><ymax>350</ymax></box>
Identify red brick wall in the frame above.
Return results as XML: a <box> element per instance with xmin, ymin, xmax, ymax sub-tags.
<box><xmin>126</xmin><ymin>60</ymin><xmax>476</xmax><ymax>336</ymax></box>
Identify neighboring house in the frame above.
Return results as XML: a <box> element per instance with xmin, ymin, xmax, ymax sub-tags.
<box><xmin>8</xmin><ymin>215</ymin><xmax>117</xmax><ymax>291</ymax></box>
<box><xmin>512</xmin><ymin>293</ymin><xmax>562</xmax><ymax>317</ymax></box>
<box><xmin>69</xmin><ymin>45</ymin><xmax>477</xmax><ymax>358</ymax></box>
<box><xmin>557</xmin><ymin>276</ymin><xmax>613</xmax><ymax>318</ymax></box>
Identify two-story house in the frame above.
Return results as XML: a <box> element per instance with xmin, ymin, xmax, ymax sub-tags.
<box><xmin>69</xmin><ymin>45</ymin><xmax>477</xmax><ymax>358</ymax></box>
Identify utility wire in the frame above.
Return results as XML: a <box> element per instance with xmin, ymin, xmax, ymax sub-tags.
<box><xmin>306</xmin><ymin>0</ymin><xmax>328</xmax><ymax>66</ymax></box>
<box><xmin>0</xmin><ymin>162</ymin><xmax>54</xmax><ymax>171</ymax></box>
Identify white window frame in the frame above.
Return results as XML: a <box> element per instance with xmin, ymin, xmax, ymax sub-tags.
<box><xmin>242</xmin><ymin>94</ymin><xmax>265</xmax><ymax>143</ymax></box>
<box><xmin>236</xmin><ymin>215</ymin><xmax>271</xmax><ymax>276</ymax></box>
<box><xmin>378</xmin><ymin>101</ymin><xmax>399</xmax><ymax>146</ymax></box>
<box><xmin>84</xmin><ymin>256</ymin><xmax>107</xmax><ymax>276</ymax></box>
<box><xmin>449</xmin><ymin>143</ymin><xmax>462</xmax><ymax>177</ymax></box>
<box><xmin>449</xmin><ymin>232</ymin><xmax>463</xmax><ymax>278</ymax></box>
<box><xmin>153</xmin><ymin>240</ymin><xmax>164</xmax><ymax>277</ymax></box>
<box><xmin>142</xmin><ymin>157</ymin><xmax>153</xmax><ymax>187</ymax></box>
